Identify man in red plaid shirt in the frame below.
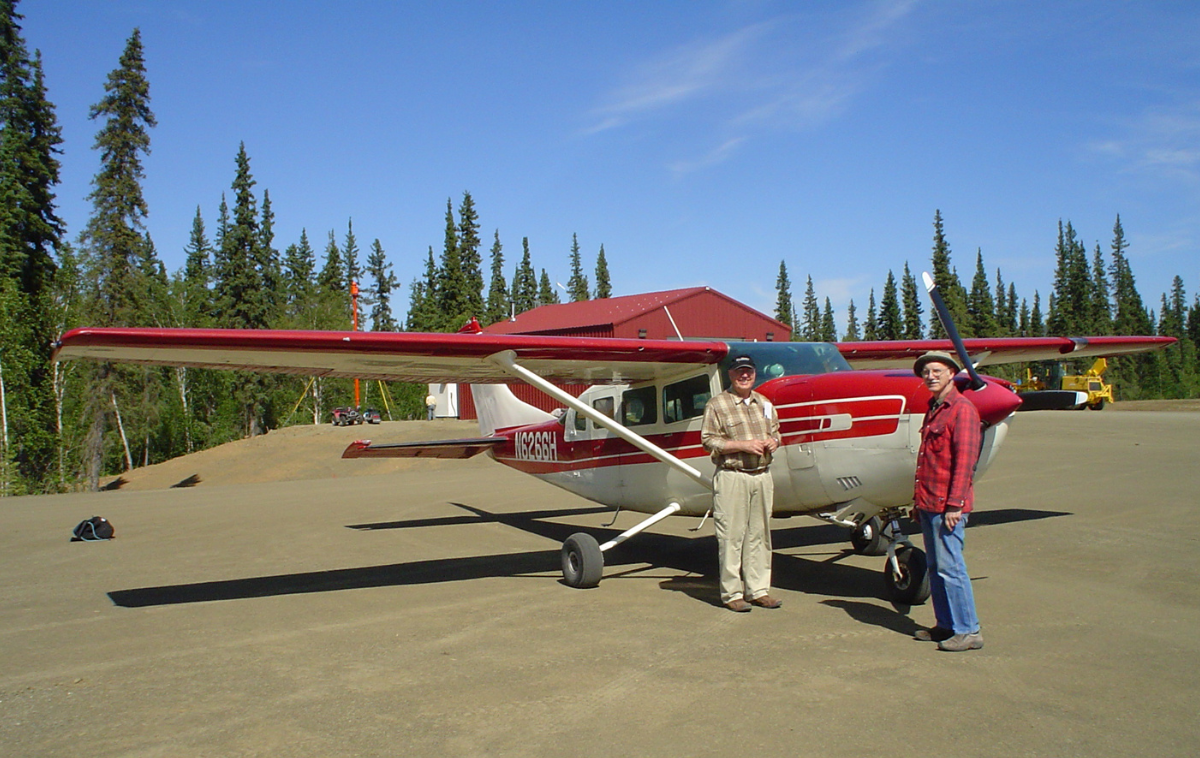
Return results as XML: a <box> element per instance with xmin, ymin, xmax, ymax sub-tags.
<box><xmin>911</xmin><ymin>351</ymin><xmax>984</xmax><ymax>652</ymax></box>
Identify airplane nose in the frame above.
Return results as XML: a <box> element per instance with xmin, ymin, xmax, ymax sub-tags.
<box><xmin>962</xmin><ymin>382</ymin><xmax>1023</xmax><ymax>425</ymax></box>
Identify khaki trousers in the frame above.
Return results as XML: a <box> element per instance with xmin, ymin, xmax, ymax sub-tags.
<box><xmin>713</xmin><ymin>468</ymin><xmax>774</xmax><ymax>603</ymax></box>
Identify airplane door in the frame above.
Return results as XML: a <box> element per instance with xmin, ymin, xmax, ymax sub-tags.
<box><xmin>775</xmin><ymin>378</ymin><xmax>830</xmax><ymax>510</ymax></box>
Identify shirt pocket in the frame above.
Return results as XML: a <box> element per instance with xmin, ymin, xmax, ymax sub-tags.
<box><xmin>725</xmin><ymin>417</ymin><xmax>749</xmax><ymax>439</ymax></box>
<box><xmin>923</xmin><ymin>421</ymin><xmax>949</xmax><ymax>451</ymax></box>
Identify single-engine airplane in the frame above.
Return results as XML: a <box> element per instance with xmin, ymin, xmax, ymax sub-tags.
<box><xmin>53</xmin><ymin>276</ymin><xmax>1174</xmax><ymax>604</ymax></box>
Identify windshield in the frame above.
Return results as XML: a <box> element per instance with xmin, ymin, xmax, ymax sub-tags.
<box><xmin>718</xmin><ymin>342</ymin><xmax>851</xmax><ymax>389</ymax></box>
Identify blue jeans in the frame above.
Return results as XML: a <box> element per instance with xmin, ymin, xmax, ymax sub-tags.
<box><xmin>919</xmin><ymin>511</ymin><xmax>980</xmax><ymax>635</ymax></box>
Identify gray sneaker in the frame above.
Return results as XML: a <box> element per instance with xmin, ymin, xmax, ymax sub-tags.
<box><xmin>937</xmin><ymin>631</ymin><xmax>984</xmax><ymax>652</ymax></box>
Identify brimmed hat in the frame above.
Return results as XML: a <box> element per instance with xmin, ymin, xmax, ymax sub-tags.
<box><xmin>913</xmin><ymin>350</ymin><xmax>962</xmax><ymax>377</ymax></box>
<box><xmin>729</xmin><ymin>354</ymin><xmax>756</xmax><ymax>371</ymax></box>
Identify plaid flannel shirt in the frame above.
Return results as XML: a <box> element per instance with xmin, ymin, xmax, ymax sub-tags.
<box><xmin>701</xmin><ymin>389</ymin><xmax>781</xmax><ymax>471</ymax></box>
<box><xmin>913</xmin><ymin>386</ymin><xmax>982</xmax><ymax>513</ymax></box>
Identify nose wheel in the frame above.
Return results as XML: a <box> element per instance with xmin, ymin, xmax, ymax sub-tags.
<box><xmin>879</xmin><ymin>512</ymin><xmax>930</xmax><ymax>605</ymax></box>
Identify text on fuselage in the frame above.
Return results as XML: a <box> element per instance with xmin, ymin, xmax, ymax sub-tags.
<box><xmin>515</xmin><ymin>431</ymin><xmax>558</xmax><ymax>462</ymax></box>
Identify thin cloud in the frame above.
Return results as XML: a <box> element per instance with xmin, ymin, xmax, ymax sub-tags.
<box><xmin>584</xmin><ymin>1</ymin><xmax>919</xmax><ymax>170</ymax></box>
<box><xmin>1091</xmin><ymin>99</ymin><xmax>1200</xmax><ymax>182</ymax></box>
<box><xmin>584</xmin><ymin>23</ymin><xmax>770</xmax><ymax>135</ymax></box>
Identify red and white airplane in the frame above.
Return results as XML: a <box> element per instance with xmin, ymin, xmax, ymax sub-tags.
<box><xmin>53</xmin><ymin>276</ymin><xmax>1173</xmax><ymax>603</ymax></box>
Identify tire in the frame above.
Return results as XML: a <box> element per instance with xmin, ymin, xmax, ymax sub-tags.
<box><xmin>850</xmin><ymin>516</ymin><xmax>886</xmax><ymax>556</ymax></box>
<box><xmin>561</xmin><ymin>533</ymin><xmax>603</xmax><ymax>588</ymax></box>
<box><xmin>884</xmin><ymin>546</ymin><xmax>930</xmax><ymax>605</ymax></box>
<box><xmin>1088</xmin><ymin>399</ymin><xmax>1106</xmax><ymax>410</ymax></box>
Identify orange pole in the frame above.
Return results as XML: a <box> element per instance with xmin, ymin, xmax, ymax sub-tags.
<box><xmin>351</xmin><ymin>281</ymin><xmax>360</xmax><ymax>407</ymax></box>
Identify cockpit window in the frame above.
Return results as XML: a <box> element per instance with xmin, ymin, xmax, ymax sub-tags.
<box><xmin>718</xmin><ymin>342</ymin><xmax>851</xmax><ymax>390</ymax></box>
<box><xmin>621</xmin><ymin>385</ymin><xmax>657</xmax><ymax>426</ymax></box>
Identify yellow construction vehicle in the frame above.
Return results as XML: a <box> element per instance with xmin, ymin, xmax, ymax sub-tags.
<box><xmin>1061</xmin><ymin>358</ymin><xmax>1114</xmax><ymax>410</ymax></box>
<box><xmin>1017</xmin><ymin>358</ymin><xmax>1114</xmax><ymax>410</ymax></box>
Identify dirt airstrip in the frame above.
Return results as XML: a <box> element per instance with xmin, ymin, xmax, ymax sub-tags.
<box><xmin>2</xmin><ymin>404</ymin><xmax>1198</xmax><ymax>757</ymax></box>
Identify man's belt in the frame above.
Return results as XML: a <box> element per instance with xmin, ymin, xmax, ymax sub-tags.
<box><xmin>723</xmin><ymin>466</ymin><xmax>770</xmax><ymax>475</ymax></box>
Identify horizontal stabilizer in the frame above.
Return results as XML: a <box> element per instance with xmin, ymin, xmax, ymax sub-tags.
<box><xmin>342</xmin><ymin>438</ymin><xmax>504</xmax><ymax>459</ymax></box>
<box><xmin>1015</xmin><ymin>390</ymin><xmax>1088</xmax><ymax>411</ymax></box>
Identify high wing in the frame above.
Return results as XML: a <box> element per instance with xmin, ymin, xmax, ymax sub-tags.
<box><xmin>836</xmin><ymin>335</ymin><xmax>1175</xmax><ymax>370</ymax></box>
<box><xmin>52</xmin><ymin>327</ymin><xmax>728</xmax><ymax>385</ymax></box>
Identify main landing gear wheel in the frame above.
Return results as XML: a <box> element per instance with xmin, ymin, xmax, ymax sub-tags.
<box><xmin>561</xmin><ymin>532</ymin><xmax>603</xmax><ymax>588</ymax></box>
<box><xmin>850</xmin><ymin>516</ymin><xmax>886</xmax><ymax>556</ymax></box>
<box><xmin>884</xmin><ymin>546</ymin><xmax>930</xmax><ymax>605</ymax></box>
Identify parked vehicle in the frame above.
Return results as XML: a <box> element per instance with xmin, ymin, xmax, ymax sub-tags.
<box><xmin>361</xmin><ymin>408</ymin><xmax>382</xmax><ymax>424</ymax></box>
<box><xmin>331</xmin><ymin>406</ymin><xmax>363</xmax><ymax>426</ymax></box>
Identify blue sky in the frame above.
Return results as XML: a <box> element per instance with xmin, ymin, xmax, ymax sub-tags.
<box><xmin>20</xmin><ymin>1</ymin><xmax>1200</xmax><ymax>330</ymax></box>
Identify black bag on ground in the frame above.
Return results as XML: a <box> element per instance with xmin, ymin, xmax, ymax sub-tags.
<box><xmin>72</xmin><ymin>516</ymin><xmax>115</xmax><ymax>541</ymax></box>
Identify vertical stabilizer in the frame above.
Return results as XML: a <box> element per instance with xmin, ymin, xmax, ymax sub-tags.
<box><xmin>471</xmin><ymin>384</ymin><xmax>556</xmax><ymax>437</ymax></box>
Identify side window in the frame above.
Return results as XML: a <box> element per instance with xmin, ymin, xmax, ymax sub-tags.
<box><xmin>663</xmin><ymin>374</ymin><xmax>712</xmax><ymax>424</ymax></box>
<box><xmin>621</xmin><ymin>385</ymin><xmax>657</xmax><ymax>426</ymax></box>
<box><xmin>573</xmin><ymin>409</ymin><xmax>587</xmax><ymax>431</ymax></box>
<box><xmin>592</xmin><ymin>396</ymin><xmax>615</xmax><ymax>420</ymax></box>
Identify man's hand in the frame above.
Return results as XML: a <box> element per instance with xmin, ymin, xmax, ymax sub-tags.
<box><xmin>726</xmin><ymin>438</ymin><xmax>774</xmax><ymax>456</ymax></box>
<box><xmin>943</xmin><ymin>507</ymin><xmax>964</xmax><ymax>530</ymax></box>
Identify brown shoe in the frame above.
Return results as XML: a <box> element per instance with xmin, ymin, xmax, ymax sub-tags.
<box><xmin>937</xmin><ymin>632</ymin><xmax>984</xmax><ymax>652</ymax></box>
<box><xmin>750</xmin><ymin>595</ymin><xmax>782</xmax><ymax>609</ymax></box>
<box><xmin>914</xmin><ymin>626</ymin><xmax>954</xmax><ymax>642</ymax></box>
<box><xmin>724</xmin><ymin>598</ymin><xmax>752</xmax><ymax>613</ymax></box>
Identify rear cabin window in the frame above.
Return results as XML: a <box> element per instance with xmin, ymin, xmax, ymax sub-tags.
<box><xmin>592</xmin><ymin>396</ymin><xmax>615</xmax><ymax>419</ymax></box>
<box><xmin>663</xmin><ymin>374</ymin><xmax>712</xmax><ymax>424</ymax></box>
<box><xmin>621</xmin><ymin>386</ymin><xmax>657</xmax><ymax>426</ymax></box>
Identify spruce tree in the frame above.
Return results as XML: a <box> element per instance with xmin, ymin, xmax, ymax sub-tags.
<box><xmin>0</xmin><ymin>6</ymin><xmax>64</xmax><ymax>492</ymax></box>
<box><xmin>212</xmin><ymin>144</ymin><xmax>272</xmax><ymax>437</ymax></box>
<box><xmin>877</xmin><ymin>270</ymin><xmax>902</xmax><ymax>339</ymax></box>
<box><xmin>365</xmin><ymin>238</ymin><xmax>397</xmax><ymax>331</ymax></box>
<box><xmin>900</xmin><ymin>263</ymin><xmax>923</xmax><ymax>339</ymax></box>
<box><xmin>317</xmin><ymin>229</ymin><xmax>343</xmax><ymax>293</ymax></box>
<box><xmin>1109</xmin><ymin>216</ymin><xmax>1150</xmax><ymax>335</ymax></box>
<box><xmin>483</xmin><ymin>229</ymin><xmax>508</xmax><ymax>325</ymax></box>
<box><xmin>820</xmin><ymin>297</ymin><xmax>837</xmax><ymax>341</ymax></box>
<box><xmin>593</xmin><ymin>244</ymin><xmax>611</xmax><ymax>298</ymax></box>
<box><xmin>510</xmin><ymin>236</ymin><xmax>536</xmax><ymax>314</ymax></box>
<box><xmin>281</xmin><ymin>229</ymin><xmax>315</xmax><ymax>323</ymax></box>
<box><xmin>865</xmin><ymin>289</ymin><xmax>877</xmax><ymax>341</ymax></box>
<box><xmin>537</xmin><ymin>269</ymin><xmax>559</xmax><ymax>305</ymax></box>
<box><xmin>405</xmin><ymin>247</ymin><xmax>438</xmax><ymax>332</ymax></box>
<box><xmin>213</xmin><ymin>143</ymin><xmax>267</xmax><ymax>330</ymax></box>
<box><xmin>774</xmin><ymin>260</ymin><xmax>793</xmax><ymax>328</ymax></box>
<box><xmin>78</xmin><ymin>27</ymin><xmax>155</xmax><ymax>490</ymax></box>
<box><xmin>1047</xmin><ymin>220</ymin><xmax>1092</xmax><ymax>336</ymax></box>
<box><xmin>966</xmin><ymin>249</ymin><xmax>997</xmax><ymax>337</ymax></box>
<box><xmin>1090</xmin><ymin>243</ymin><xmax>1112</xmax><ymax>335</ymax></box>
<box><xmin>844</xmin><ymin>299</ymin><xmax>860</xmax><ymax>341</ymax></box>
<box><xmin>1030</xmin><ymin>291</ymin><xmax>1044</xmax><ymax>337</ymax></box>
<box><xmin>800</xmin><ymin>275</ymin><xmax>820</xmax><ymax>341</ymax></box>
<box><xmin>456</xmin><ymin>191</ymin><xmax>483</xmax><ymax>319</ymax></box>
<box><xmin>342</xmin><ymin>218</ymin><xmax>360</xmax><ymax>290</ymax></box>
<box><xmin>436</xmin><ymin>198</ymin><xmax>465</xmax><ymax>329</ymax></box>
<box><xmin>928</xmin><ymin>210</ymin><xmax>968</xmax><ymax>338</ymax></box>
<box><xmin>566</xmin><ymin>233</ymin><xmax>588</xmax><ymax>302</ymax></box>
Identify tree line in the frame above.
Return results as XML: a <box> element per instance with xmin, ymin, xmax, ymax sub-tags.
<box><xmin>0</xmin><ymin>10</ymin><xmax>614</xmax><ymax>494</ymax></box>
<box><xmin>774</xmin><ymin>210</ymin><xmax>1199</xmax><ymax>399</ymax></box>
<box><xmin>1</xmin><ymin>7</ymin><xmax>1196</xmax><ymax>495</ymax></box>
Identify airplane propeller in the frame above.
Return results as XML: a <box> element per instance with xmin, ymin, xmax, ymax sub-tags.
<box><xmin>922</xmin><ymin>271</ymin><xmax>986</xmax><ymax>391</ymax></box>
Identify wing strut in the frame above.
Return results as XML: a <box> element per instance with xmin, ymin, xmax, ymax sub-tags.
<box><xmin>486</xmin><ymin>350</ymin><xmax>713</xmax><ymax>491</ymax></box>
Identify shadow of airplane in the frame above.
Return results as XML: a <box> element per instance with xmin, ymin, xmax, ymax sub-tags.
<box><xmin>107</xmin><ymin>505</ymin><xmax>1071</xmax><ymax>610</ymax></box>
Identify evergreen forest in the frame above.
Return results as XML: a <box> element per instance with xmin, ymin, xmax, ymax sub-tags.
<box><xmin>1</xmin><ymin>7</ymin><xmax>1196</xmax><ymax>495</ymax></box>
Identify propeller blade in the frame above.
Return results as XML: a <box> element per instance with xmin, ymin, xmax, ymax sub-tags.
<box><xmin>922</xmin><ymin>272</ymin><xmax>986</xmax><ymax>390</ymax></box>
<box><xmin>1014</xmin><ymin>390</ymin><xmax>1089</xmax><ymax>412</ymax></box>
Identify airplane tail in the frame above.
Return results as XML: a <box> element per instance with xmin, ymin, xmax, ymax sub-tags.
<box><xmin>471</xmin><ymin>384</ymin><xmax>556</xmax><ymax>437</ymax></box>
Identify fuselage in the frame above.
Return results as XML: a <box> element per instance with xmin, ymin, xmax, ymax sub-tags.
<box><xmin>481</xmin><ymin>342</ymin><xmax>1020</xmax><ymax>523</ymax></box>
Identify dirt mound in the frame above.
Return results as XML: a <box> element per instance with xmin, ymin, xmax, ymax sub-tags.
<box><xmin>103</xmin><ymin>419</ymin><xmax>485</xmax><ymax>492</ymax></box>
<box><xmin>1107</xmin><ymin>398</ymin><xmax>1200</xmax><ymax>413</ymax></box>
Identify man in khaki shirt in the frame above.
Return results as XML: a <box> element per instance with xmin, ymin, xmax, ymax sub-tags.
<box><xmin>701</xmin><ymin>354</ymin><xmax>783</xmax><ymax>612</ymax></box>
